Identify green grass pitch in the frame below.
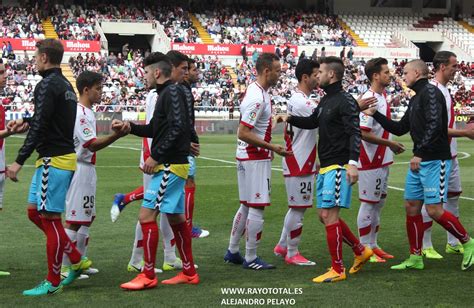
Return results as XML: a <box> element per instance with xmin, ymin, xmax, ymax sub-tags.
<box><xmin>0</xmin><ymin>134</ymin><xmax>473</xmax><ymax>307</ymax></box>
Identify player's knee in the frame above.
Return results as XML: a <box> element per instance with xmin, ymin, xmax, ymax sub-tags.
<box><xmin>426</xmin><ymin>204</ymin><xmax>443</xmax><ymax>220</ymax></box>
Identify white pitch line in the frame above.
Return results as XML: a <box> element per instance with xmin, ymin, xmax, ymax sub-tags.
<box><xmin>108</xmin><ymin>146</ymin><xmax>474</xmax><ymax>201</ymax></box>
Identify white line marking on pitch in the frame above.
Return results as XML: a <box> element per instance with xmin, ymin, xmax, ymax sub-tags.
<box><xmin>109</xmin><ymin>146</ymin><xmax>474</xmax><ymax>201</ymax></box>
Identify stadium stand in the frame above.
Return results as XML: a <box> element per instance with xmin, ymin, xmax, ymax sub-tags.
<box><xmin>194</xmin><ymin>7</ymin><xmax>356</xmax><ymax>46</ymax></box>
<box><xmin>0</xmin><ymin>6</ymin><xmax>45</xmax><ymax>39</ymax></box>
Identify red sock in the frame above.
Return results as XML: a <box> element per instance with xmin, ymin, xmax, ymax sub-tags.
<box><xmin>41</xmin><ymin>217</ymin><xmax>81</xmax><ymax>286</ymax></box>
<box><xmin>171</xmin><ymin>221</ymin><xmax>196</xmax><ymax>276</ymax></box>
<box><xmin>423</xmin><ymin>220</ymin><xmax>433</xmax><ymax>232</ymax></box>
<box><xmin>339</xmin><ymin>218</ymin><xmax>364</xmax><ymax>256</ymax></box>
<box><xmin>185</xmin><ymin>186</ymin><xmax>195</xmax><ymax>226</ymax></box>
<box><xmin>28</xmin><ymin>208</ymin><xmax>44</xmax><ymax>232</ymax></box>
<box><xmin>141</xmin><ymin>221</ymin><xmax>158</xmax><ymax>279</ymax></box>
<box><xmin>123</xmin><ymin>186</ymin><xmax>144</xmax><ymax>205</ymax></box>
<box><xmin>435</xmin><ymin>211</ymin><xmax>470</xmax><ymax>244</ymax></box>
<box><xmin>325</xmin><ymin>222</ymin><xmax>344</xmax><ymax>274</ymax></box>
<box><xmin>406</xmin><ymin>215</ymin><xmax>423</xmax><ymax>255</ymax></box>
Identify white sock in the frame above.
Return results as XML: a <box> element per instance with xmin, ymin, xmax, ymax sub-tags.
<box><xmin>277</xmin><ymin>210</ymin><xmax>290</xmax><ymax>248</ymax></box>
<box><xmin>370</xmin><ymin>199</ymin><xmax>385</xmax><ymax>249</ymax></box>
<box><xmin>357</xmin><ymin>202</ymin><xmax>373</xmax><ymax>247</ymax></box>
<box><xmin>63</xmin><ymin>229</ymin><xmax>77</xmax><ymax>267</ymax></box>
<box><xmin>444</xmin><ymin>196</ymin><xmax>461</xmax><ymax>246</ymax></box>
<box><xmin>421</xmin><ymin>204</ymin><xmax>434</xmax><ymax>249</ymax></box>
<box><xmin>245</xmin><ymin>207</ymin><xmax>264</xmax><ymax>263</ymax></box>
<box><xmin>286</xmin><ymin>208</ymin><xmax>305</xmax><ymax>258</ymax></box>
<box><xmin>77</xmin><ymin>225</ymin><xmax>90</xmax><ymax>257</ymax></box>
<box><xmin>160</xmin><ymin>212</ymin><xmax>177</xmax><ymax>263</ymax></box>
<box><xmin>228</xmin><ymin>204</ymin><xmax>249</xmax><ymax>253</ymax></box>
<box><xmin>129</xmin><ymin>221</ymin><xmax>143</xmax><ymax>267</ymax></box>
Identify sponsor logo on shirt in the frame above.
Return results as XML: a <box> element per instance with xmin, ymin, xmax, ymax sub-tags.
<box><xmin>249</xmin><ymin>111</ymin><xmax>257</xmax><ymax>121</ymax></box>
<box><xmin>83</xmin><ymin>127</ymin><xmax>92</xmax><ymax>137</ymax></box>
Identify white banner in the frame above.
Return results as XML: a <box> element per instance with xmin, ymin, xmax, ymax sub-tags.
<box><xmin>298</xmin><ymin>45</ymin><xmax>418</xmax><ymax>60</ymax></box>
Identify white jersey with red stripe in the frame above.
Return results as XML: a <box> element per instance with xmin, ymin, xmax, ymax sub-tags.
<box><xmin>140</xmin><ymin>89</ymin><xmax>157</xmax><ymax>168</ymax></box>
<box><xmin>282</xmin><ymin>89</ymin><xmax>318</xmax><ymax>176</ymax></box>
<box><xmin>0</xmin><ymin>104</ymin><xmax>5</xmax><ymax>173</ymax></box>
<box><xmin>358</xmin><ymin>89</ymin><xmax>393</xmax><ymax>170</ymax></box>
<box><xmin>74</xmin><ymin>104</ymin><xmax>97</xmax><ymax>165</ymax></box>
<box><xmin>430</xmin><ymin>80</ymin><xmax>457</xmax><ymax>158</ymax></box>
<box><xmin>236</xmin><ymin>82</ymin><xmax>273</xmax><ymax>161</ymax></box>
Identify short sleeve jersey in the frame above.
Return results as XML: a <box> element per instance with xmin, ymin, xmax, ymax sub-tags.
<box><xmin>282</xmin><ymin>90</ymin><xmax>318</xmax><ymax>176</ymax></box>
<box><xmin>74</xmin><ymin>104</ymin><xmax>97</xmax><ymax>165</ymax></box>
<box><xmin>140</xmin><ymin>90</ymin><xmax>158</xmax><ymax>168</ymax></box>
<box><xmin>236</xmin><ymin>82</ymin><xmax>273</xmax><ymax>161</ymax></box>
<box><xmin>358</xmin><ymin>89</ymin><xmax>393</xmax><ymax>170</ymax></box>
<box><xmin>430</xmin><ymin>80</ymin><xmax>457</xmax><ymax>158</ymax></box>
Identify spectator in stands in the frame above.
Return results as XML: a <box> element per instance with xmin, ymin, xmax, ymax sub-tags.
<box><xmin>321</xmin><ymin>47</ymin><xmax>326</xmax><ymax>58</ymax></box>
<box><xmin>347</xmin><ymin>47</ymin><xmax>354</xmax><ymax>61</ymax></box>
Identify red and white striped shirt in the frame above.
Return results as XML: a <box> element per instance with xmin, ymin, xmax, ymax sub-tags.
<box><xmin>358</xmin><ymin>89</ymin><xmax>393</xmax><ymax>170</ymax></box>
<box><xmin>430</xmin><ymin>80</ymin><xmax>457</xmax><ymax>158</ymax></box>
<box><xmin>140</xmin><ymin>89</ymin><xmax>157</xmax><ymax>168</ymax></box>
<box><xmin>282</xmin><ymin>89</ymin><xmax>318</xmax><ymax>176</ymax></box>
<box><xmin>236</xmin><ymin>82</ymin><xmax>272</xmax><ymax>161</ymax></box>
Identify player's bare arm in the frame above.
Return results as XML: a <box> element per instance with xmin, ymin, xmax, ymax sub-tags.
<box><xmin>238</xmin><ymin>123</ymin><xmax>292</xmax><ymax>157</ymax></box>
<box><xmin>448</xmin><ymin>127</ymin><xmax>474</xmax><ymax>140</ymax></box>
<box><xmin>361</xmin><ymin>130</ymin><xmax>405</xmax><ymax>154</ymax></box>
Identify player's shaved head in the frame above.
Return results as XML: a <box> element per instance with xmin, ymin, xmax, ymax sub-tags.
<box><xmin>406</xmin><ymin>59</ymin><xmax>429</xmax><ymax>78</ymax></box>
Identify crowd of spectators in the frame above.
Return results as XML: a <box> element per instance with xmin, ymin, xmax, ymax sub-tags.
<box><xmin>196</xmin><ymin>5</ymin><xmax>355</xmax><ymax>46</ymax></box>
<box><xmin>0</xmin><ymin>6</ymin><xmax>45</xmax><ymax>40</ymax></box>
<box><xmin>1</xmin><ymin>52</ymin><xmax>38</xmax><ymax>113</ymax></box>
<box><xmin>68</xmin><ymin>50</ymin><xmax>147</xmax><ymax>111</ymax></box>
<box><xmin>1</xmin><ymin>51</ymin><xmax>472</xmax><ymax>116</ymax></box>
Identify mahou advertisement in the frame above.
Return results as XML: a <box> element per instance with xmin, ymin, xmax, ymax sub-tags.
<box><xmin>0</xmin><ymin>38</ymin><xmax>101</xmax><ymax>52</ymax></box>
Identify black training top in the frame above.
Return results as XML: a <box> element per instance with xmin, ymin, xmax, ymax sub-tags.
<box><xmin>288</xmin><ymin>80</ymin><xmax>361</xmax><ymax>168</ymax></box>
<box><xmin>130</xmin><ymin>80</ymin><xmax>193</xmax><ymax>165</ymax></box>
<box><xmin>16</xmin><ymin>67</ymin><xmax>77</xmax><ymax>165</ymax></box>
<box><xmin>373</xmin><ymin>78</ymin><xmax>451</xmax><ymax>161</ymax></box>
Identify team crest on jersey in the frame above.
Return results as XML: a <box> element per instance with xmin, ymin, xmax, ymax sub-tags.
<box><xmin>290</xmin><ymin>196</ymin><xmax>295</xmax><ymax>202</ymax></box>
<box><xmin>83</xmin><ymin>127</ymin><xmax>92</xmax><ymax>137</ymax></box>
<box><xmin>71</xmin><ymin>210</ymin><xmax>76</xmax><ymax>217</ymax></box>
<box><xmin>362</xmin><ymin>190</ymin><xmax>367</xmax><ymax>195</ymax></box>
<box><xmin>255</xmin><ymin>103</ymin><xmax>261</xmax><ymax>109</ymax></box>
<box><xmin>249</xmin><ymin>111</ymin><xmax>257</xmax><ymax>121</ymax></box>
<box><xmin>255</xmin><ymin>193</ymin><xmax>261</xmax><ymax>199</ymax></box>
<box><xmin>80</xmin><ymin>118</ymin><xmax>87</xmax><ymax>125</ymax></box>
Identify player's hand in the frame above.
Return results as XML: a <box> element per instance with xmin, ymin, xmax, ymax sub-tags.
<box><xmin>7</xmin><ymin>119</ymin><xmax>23</xmax><ymax>132</ymax></box>
<box><xmin>346</xmin><ymin>164</ymin><xmax>358</xmax><ymax>185</ymax></box>
<box><xmin>272</xmin><ymin>114</ymin><xmax>289</xmax><ymax>129</ymax></box>
<box><xmin>12</xmin><ymin>122</ymin><xmax>29</xmax><ymax>134</ymax></box>
<box><xmin>111</xmin><ymin>119</ymin><xmax>124</xmax><ymax>131</ymax></box>
<box><xmin>271</xmin><ymin>144</ymin><xmax>293</xmax><ymax>157</ymax></box>
<box><xmin>6</xmin><ymin>162</ymin><xmax>22</xmax><ymax>182</ymax></box>
<box><xmin>143</xmin><ymin>157</ymin><xmax>158</xmax><ymax>175</ymax></box>
<box><xmin>463</xmin><ymin>127</ymin><xmax>474</xmax><ymax>140</ymax></box>
<box><xmin>115</xmin><ymin>121</ymin><xmax>131</xmax><ymax>137</ymax></box>
<box><xmin>389</xmin><ymin>141</ymin><xmax>405</xmax><ymax>155</ymax></box>
<box><xmin>357</xmin><ymin>95</ymin><xmax>377</xmax><ymax>111</ymax></box>
<box><xmin>410</xmin><ymin>156</ymin><xmax>422</xmax><ymax>172</ymax></box>
<box><xmin>190</xmin><ymin>142</ymin><xmax>200</xmax><ymax>156</ymax></box>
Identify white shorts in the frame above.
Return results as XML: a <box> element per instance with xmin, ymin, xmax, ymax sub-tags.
<box><xmin>0</xmin><ymin>173</ymin><xmax>4</xmax><ymax>209</ymax></box>
<box><xmin>285</xmin><ymin>174</ymin><xmax>315</xmax><ymax>208</ymax></box>
<box><xmin>65</xmin><ymin>163</ymin><xmax>97</xmax><ymax>224</ymax></box>
<box><xmin>237</xmin><ymin>160</ymin><xmax>271</xmax><ymax>207</ymax></box>
<box><xmin>358</xmin><ymin>166</ymin><xmax>389</xmax><ymax>204</ymax></box>
<box><xmin>143</xmin><ymin>173</ymin><xmax>152</xmax><ymax>191</ymax></box>
<box><xmin>448</xmin><ymin>158</ymin><xmax>462</xmax><ymax>195</ymax></box>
